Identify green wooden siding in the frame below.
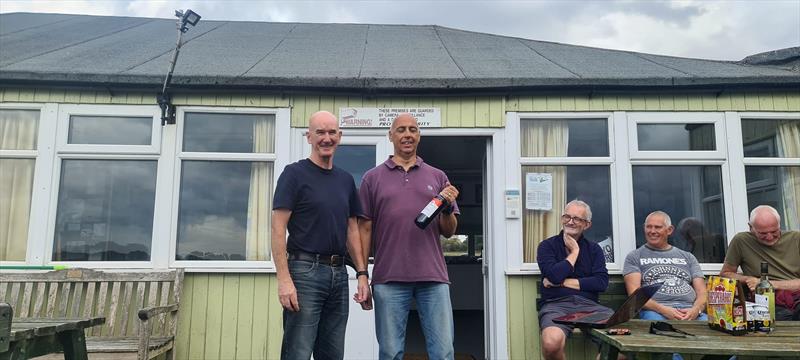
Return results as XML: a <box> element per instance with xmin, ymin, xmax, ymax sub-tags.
<box><xmin>176</xmin><ymin>273</ymin><xmax>282</xmax><ymax>360</ymax></box>
<box><xmin>507</xmin><ymin>92</ymin><xmax>800</xmax><ymax>112</ymax></box>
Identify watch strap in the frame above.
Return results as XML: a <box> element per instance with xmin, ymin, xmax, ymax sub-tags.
<box><xmin>356</xmin><ymin>270</ymin><xmax>369</xmax><ymax>279</ymax></box>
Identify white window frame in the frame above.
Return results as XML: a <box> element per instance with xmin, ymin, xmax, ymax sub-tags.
<box><xmin>56</xmin><ymin>104</ymin><xmax>162</xmax><ymax>155</ymax></box>
<box><xmin>628</xmin><ymin>112</ymin><xmax>727</xmax><ymax>160</ymax></box>
<box><xmin>727</xmin><ymin>112</ymin><xmax>800</xmax><ymax>234</ymax></box>
<box><xmin>169</xmin><ymin>106</ymin><xmax>290</xmax><ymax>271</ymax></box>
<box><xmin>508</xmin><ymin>112</ymin><xmax>624</xmax><ymax>272</ymax></box>
<box><xmin>46</xmin><ymin>104</ymin><xmax>162</xmax><ymax>269</ymax></box>
<box><xmin>0</xmin><ymin>103</ymin><xmax>57</xmax><ymax>265</ymax></box>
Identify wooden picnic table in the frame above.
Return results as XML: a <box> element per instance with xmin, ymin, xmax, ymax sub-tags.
<box><xmin>1</xmin><ymin>317</ymin><xmax>105</xmax><ymax>360</ymax></box>
<box><xmin>591</xmin><ymin>319</ymin><xmax>800</xmax><ymax>359</ymax></box>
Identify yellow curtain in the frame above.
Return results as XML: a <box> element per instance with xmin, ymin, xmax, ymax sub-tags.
<box><xmin>0</xmin><ymin>110</ymin><xmax>39</xmax><ymax>261</ymax></box>
<box><xmin>776</xmin><ymin>120</ymin><xmax>800</xmax><ymax>230</ymax></box>
<box><xmin>246</xmin><ymin>116</ymin><xmax>275</xmax><ymax>260</ymax></box>
<box><xmin>521</xmin><ymin>120</ymin><xmax>568</xmax><ymax>263</ymax></box>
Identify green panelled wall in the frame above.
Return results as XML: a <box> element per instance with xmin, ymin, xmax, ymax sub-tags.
<box><xmin>176</xmin><ymin>274</ymin><xmax>282</xmax><ymax>360</ymax></box>
<box><xmin>3</xmin><ymin>87</ymin><xmax>799</xmax><ymax>359</ymax></box>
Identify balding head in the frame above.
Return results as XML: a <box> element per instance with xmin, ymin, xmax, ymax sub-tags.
<box><xmin>749</xmin><ymin>205</ymin><xmax>782</xmax><ymax>246</ymax></box>
<box><xmin>388</xmin><ymin>113</ymin><xmax>420</xmax><ymax>158</ymax></box>
<box><xmin>306</xmin><ymin>111</ymin><xmax>341</xmax><ymax>167</ymax></box>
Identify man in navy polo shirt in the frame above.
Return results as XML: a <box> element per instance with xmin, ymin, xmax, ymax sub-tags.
<box><xmin>272</xmin><ymin>111</ymin><xmax>370</xmax><ymax>360</ymax></box>
<box><xmin>537</xmin><ymin>200</ymin><xmax>611</xmax><ymax>360</ymax></box>
<box><xmin>358</xmin><ymin>113</ymin><xmax>460</xmax><ymax>360</ymax></box>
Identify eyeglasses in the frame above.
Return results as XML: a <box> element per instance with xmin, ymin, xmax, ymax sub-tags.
<box><xmin>561</xmin><ymin>214</ymin><xmax>589</xmax><ymax>225</ymax></box>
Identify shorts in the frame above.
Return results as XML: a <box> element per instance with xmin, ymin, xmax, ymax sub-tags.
<box><xmin>539</xmin><ymin>295</ymin><xmax>613</xmax><ymax>337</ymax></box>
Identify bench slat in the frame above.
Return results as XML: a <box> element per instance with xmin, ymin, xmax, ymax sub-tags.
<box><xmin>94</xmin><ymin>282</ymin><xmax>109</xmax><ymax>337</ymax></box>
<box><xmin>0</xmin><ymin>282</ymin><xmax>7</xmax><ymax>301</ymax></box>
<box><xmin>133</xmin><ymin>282</ymin><xmax>146</xmax><ymax>335</ymax></box>
<box><xmin>17</xmin><ymin>282</ymin><xmax>33</xmax><ymax>317</ymax></box>
<box><xmin>118</xmin><ymin>282</ymin><xmax>134</xmax><ymax>336</ymax></box>
<box><xmin>106</xmin><ymin>282</ymin><xmax>121</xmax><ymax>337</ymax></box>
<box><xmin>71</xmin><ymin>282</ymin><xmax>84</xmax><ymax>317</ymax></box>
<box><xmin>32</xmin><ymin>282</ymin><xmax>47</xmax><ymax>317</ymax></box>
<box><xmin>58</xmin><ymin>282</ymin><xmax>72</xmax><ymax>317</ymax></box>
<box><xmin>83</xmin><ymin>282</ymin><xmax>96</xmax><ymax>318</ymax></box>
<box><xmin>158</xmin><ymin>281</ymin><xmax>169</xmax><ymax>336</ymax></box>
<box><xmin>0</xmin><ymin>269</ymin><xmax>177</xmax><ymax>282</ymax></box>
<box><xmin>45</xmin><ymin>282</ymin><xmax>59</xmax><ymax>317</ymax></box>
<box><xmin>8</xmin><ymin>283</ymin><xmax>22</xmax><ymax>314</ymax></box>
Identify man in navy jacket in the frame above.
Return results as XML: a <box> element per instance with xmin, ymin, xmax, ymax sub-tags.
<box><xmin>537</xmin><ymin>200</ymin><xmax>610</xmax><ymax>360</ymax></box>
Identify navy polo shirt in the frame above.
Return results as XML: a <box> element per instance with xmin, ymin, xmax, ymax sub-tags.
<box><xmin>273</xmin><ymin>159</ymin><xmax>362</xmax><ymax>255</ymax></box>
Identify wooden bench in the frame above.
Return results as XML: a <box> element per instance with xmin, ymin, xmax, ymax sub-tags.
<box><xmin>0</xmin><ymin>268</ymin><xmax>183</xmax><ymax>360</ymax></box>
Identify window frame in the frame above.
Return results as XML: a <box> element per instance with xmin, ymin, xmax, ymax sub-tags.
<box><xmin>727</xmin><ymin>112</ymin><xmax>800</xmax><ymax>233</ymax></box>
<box><xmin>509</xmin><ymin>112</ymin><xmax>624</xmax><ymax>272</ymax></box>
<box><xmin>169</xmin><ymin>106</ymin><xmax>290</xmax><ymax>270</ymax></box>
<box><xmin>45</xmin><ymin>104</ymin><xmax>162</xmax><ymax>269</ymax></box>
<box><xmin>0</xmin><ymin>103</ymin><xmax>57</xmax><ymax>265</ymax></box>
<box><xmin>628</xmin><ymin>112</ymin><xmax>727</xmax><ymax>160</ymax></box>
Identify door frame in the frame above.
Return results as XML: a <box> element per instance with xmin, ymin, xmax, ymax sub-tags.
<box><xmin>291</xmin><ymin>127</ymin><xmax>508</xmax><ymax>360</ymax></box>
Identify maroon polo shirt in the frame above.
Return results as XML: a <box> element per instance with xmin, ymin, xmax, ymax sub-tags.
<box><xmin>359</xmin><ymin>156</ymin><xmax>460</xmax><ymax>284</ymax></box>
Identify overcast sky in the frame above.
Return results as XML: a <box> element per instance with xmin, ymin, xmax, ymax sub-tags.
<box><xmin>2</xmin><ymin>0</ymin><xmax>798</xmax><ymax>61</ymax></box>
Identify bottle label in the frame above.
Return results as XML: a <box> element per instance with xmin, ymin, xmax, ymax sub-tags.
<box><xmin>420</xmin><ymin>198</ymin><xmax>442</xmax><ymax>217</ymax></box>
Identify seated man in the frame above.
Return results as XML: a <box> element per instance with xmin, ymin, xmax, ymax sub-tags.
<box><xmin>720</xmin><ymin>205</ymin><xmax>800</xmax><ymax>320</ymax></box>
<box><xmin>537</xmin><ymin>200</ymin><xmax>611</xmax><ymax>360</ymax></box>
<box><xmin>624</xmin><ymin>211</ymin><xmax>708</xmax><ymax>321</ymax></box>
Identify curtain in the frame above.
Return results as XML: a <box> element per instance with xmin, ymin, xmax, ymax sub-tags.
<box><xmin>776</xmin><ymin>120</ymin><xmax>800</xmax><ymax>230</ymax></box>
<box><xmin>521</xmin><ymin>120</ymin><xmax>568</xmax><ymax>263</ymax></box>
<box><xmin>246</xmin><ymin>116</ymin><xmax>275</xmax><ymax>260</ymax></box>
<box><xmin>0</xmin><ymin>110</ymin><xmax>39</xmax><ymax>261</ymax></box>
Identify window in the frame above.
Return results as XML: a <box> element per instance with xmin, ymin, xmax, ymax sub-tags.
<box><xmin>174</xmin><ymin>111</ymin><xmax>276</xmax><ymax>262</ymax></box>
<box><xmin>0</xmin><ymin>109</ymin><xmax>39</xmax><ymax>261</ymax></box>
<box><xmin>519</xmin><ymin>117</ymin><xmax>614</xmax><ymax>263</ymax></box>
<box><xmin>51</xmin><ymin>105</ymin><xmax>160</xmax><ymax>263</ymax></box>
<box><xmin>741</xmin><ymin>117</ymin><xmax>800</xmax><ymax>230</ymax></box>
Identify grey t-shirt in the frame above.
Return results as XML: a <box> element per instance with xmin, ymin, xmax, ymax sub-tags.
<box><xmin>623</xmin><ymin>244</ymin><xmax>704</xmax><ymax>309</ymax></box>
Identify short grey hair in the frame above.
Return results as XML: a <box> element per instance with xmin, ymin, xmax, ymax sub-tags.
<box><xmin>749</xmin><ymin>205</ymin><xmax>781</xmax><ymax>225</ymax></box>
<box><xmin>565</xmin><ymin>199</ymin><xmax>592</xmax><ymax>222</ymax></box>
<box><xmin>646</xmin><ymin>211</ymin><xmax>672</xmax><ymax>227</ymax></box>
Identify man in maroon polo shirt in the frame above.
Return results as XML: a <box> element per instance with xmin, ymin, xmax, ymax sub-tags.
<box><xmin>358</xmin><ymin>113</ymin><xmax>460</xmax><ymax>360</ymax></box>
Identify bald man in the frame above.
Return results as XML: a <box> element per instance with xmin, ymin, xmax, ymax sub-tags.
<box><xmin>359</xmin><ymin>113</ymin><xmax>460</xmax><ymax>360</ymax></box>
<box><xmin>272</xmin><ymin>111</ymin><xmax>370</xmax><ymax>360</ymax></box>
<box><xmin>721</xmin><ymin>205</ymin><xmax>800</xmax><ymax>320</ymax></box>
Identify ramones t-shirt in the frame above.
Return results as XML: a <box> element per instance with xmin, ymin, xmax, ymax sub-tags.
<box><xmin>623</xmin><ymin>244</ymin><xmax>704</xmax><ymax>309</ymax></box>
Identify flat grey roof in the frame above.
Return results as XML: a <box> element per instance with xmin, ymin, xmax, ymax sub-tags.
<box><xmin>1</xmin><ymin>12</ymin><xmax>798</xmax><ymax>93</ymax></box>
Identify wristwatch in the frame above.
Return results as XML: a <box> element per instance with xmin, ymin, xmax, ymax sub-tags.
<box><xmin>356</xmin><ymin>270</ymin><xmax>369</xmax><ymax>279</ymax></box>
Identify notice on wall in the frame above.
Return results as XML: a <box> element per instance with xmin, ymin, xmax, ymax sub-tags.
<box><xmin>525</xmin><ymin>172</ymin><xmax>552</xmax><ymax>210</ymax></box>
<box><xmin>505</xmin><ymin>189</ymin><xmax>521</xmax><ymax>218</ymax></box>
<box><xmin>339</xmin><ymin>107</ymin><xmax>441</xmax><ymax>128</ymax></box>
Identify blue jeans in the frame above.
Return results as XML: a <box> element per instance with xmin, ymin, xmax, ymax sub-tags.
<box><xmin>373</xmin><ymin>282</ymin><xmax>454</xmax><ymax>360</ymax></box>
<box><xmin>639</xmin><ymin>308</ymin><xmax>708</xmax><ymax>360</ymax></box>
<box><xmin>281</xmin><ymin>260</ymin><xmax>349</xmax><ymax>360</ymax></box>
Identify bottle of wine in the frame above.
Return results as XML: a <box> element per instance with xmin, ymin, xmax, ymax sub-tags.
<box><xmin>755</xmin><ymin>261</ymin><xmax>775</xmax><ymax>332</ymax></box>
<box><xmin>414</xmin><ymin>194</ymin><xmax>449</xmax><ymax>229</ymax></box>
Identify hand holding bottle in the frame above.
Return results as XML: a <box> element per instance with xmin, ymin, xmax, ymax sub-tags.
<box><xmin>439</xmin><ymin>183</ymin><xmax>459</xmax><ymax>205</ymax></box>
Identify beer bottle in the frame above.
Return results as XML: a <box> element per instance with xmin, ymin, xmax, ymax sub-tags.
<box><xmin>755</xmin><ymin>261</ymin><xmax>775</xmax><ymax>332</ymax></box>
<box><xmin>414</xmin><ymin>195</ymin><xmax>449</xmax><ymax>229</ymax></box>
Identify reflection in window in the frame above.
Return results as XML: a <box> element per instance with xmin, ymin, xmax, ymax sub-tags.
<box><xmin>637</xmin><ymin>124</ymin><xmax>716</xmax><ymax>151</ymax></box>
<box><xmin>521</xmin><ymin>165</ymin><xmax>613</xmax><ymax>263</ymax></box>
<box><xmin>53</xmin><ymin>160</ymin><xmax>156</xmax><ymax>261</ymax></box>
<box><xmin>520</xmin><ymin>119</ymin><xmax>608</xmax><ymax>157</ymax></box>
<box><xmin>746</xmin><ymin>166</ymin><xmax>800</xmax><ymax>230</ymax></box>
<box><xmin>742</xmin><ymin>118</ymin><xmax>800</xmax><ymax>158</ymax></box>
<box><xmin>335</xmin><ymin>145</ymin><xmax>375</xmax><ymax>188</ymax></box>
<box><xmin>68</xmin><ymin>116</ymin><xmax>152</xmax><ymax>145</ymax></box>
<box><xmin>632</xmin><ymin>165</ymin><xmax>726</xmax><ymax>263</ymax></box>
<box><xmin>176</xmin><ymin>161</ymin><xmax>273</xmax><ymax>261</ymax></box>
<box><xmin>183</xmin><ymin>113</ymin><xmax>275</xmax><ymax>153</ymax></box>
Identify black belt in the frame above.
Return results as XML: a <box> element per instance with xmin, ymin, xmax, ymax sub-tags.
<box><xmin>288</xmin><ymin>251</ymin><xmax>345</xmax><ymax>266</ymax></box>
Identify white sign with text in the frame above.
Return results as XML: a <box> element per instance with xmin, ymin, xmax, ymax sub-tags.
<box><xmin>339</xmin><ymin>107</ymin><xmax>441</xmax><ymax>128</ymax></box>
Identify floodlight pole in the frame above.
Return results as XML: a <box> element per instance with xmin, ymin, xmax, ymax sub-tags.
<box><xmin>158</xmin><ymin>10</ymin><xmax>199</xmax><ymax>126</ymax></box>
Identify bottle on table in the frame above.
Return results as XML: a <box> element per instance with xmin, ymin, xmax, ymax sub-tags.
<box><xmin>754</xmin><ymin>261</ymin><xmax>775</xmax><ymax>332</ymax></box>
